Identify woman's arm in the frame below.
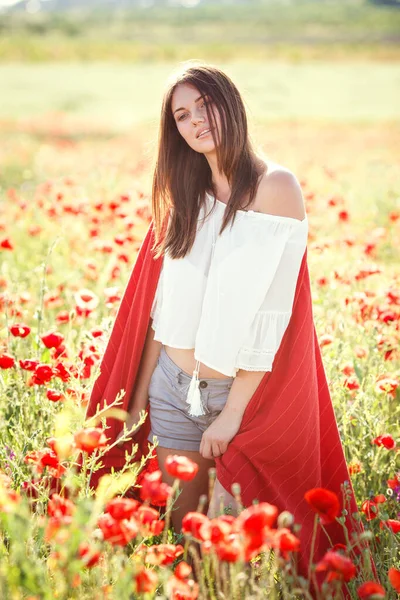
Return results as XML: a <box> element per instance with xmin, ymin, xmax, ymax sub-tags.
<box><xmin>116</xmin><ymin>318</ymin><xmax>162</xmax><ymax>445</ymax></box>
<box><xmin>129</xmin><ymin>318</ymin><xmax>163</xmax><ymax>412</ymax></box>
<box><xmin>199</xmin><ymin>369</ymin><xmax>266</xmax><ymax>459</ymax></box>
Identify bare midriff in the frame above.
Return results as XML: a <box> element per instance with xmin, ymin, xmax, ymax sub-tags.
<box><xmin>164</xmin><ymin>345</ymin><xmax>233</xmax><ymax>379</ymax></box>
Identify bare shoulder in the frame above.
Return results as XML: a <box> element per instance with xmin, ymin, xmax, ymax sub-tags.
<box><xmin>256</xmin><ymin>163</ymin><xmax>306</xmax><ymax>221</ymax></box>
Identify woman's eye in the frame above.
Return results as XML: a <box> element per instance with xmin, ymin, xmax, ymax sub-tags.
<box><xmin>177</xmin><ymin>100</ymin><xmax>208</xmax><ymax>122</ymax></box>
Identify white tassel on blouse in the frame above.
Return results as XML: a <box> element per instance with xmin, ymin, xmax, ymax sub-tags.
<box><xmin>186</xmin><ymin>359</ymin><xmax>206</xmax><ymax>417</ymax></box>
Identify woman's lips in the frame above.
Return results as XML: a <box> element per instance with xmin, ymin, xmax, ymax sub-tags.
<box><xmin>197</xmin><ymin>128</ymin><xmax>211</xmax><ymax>139</ymax></box>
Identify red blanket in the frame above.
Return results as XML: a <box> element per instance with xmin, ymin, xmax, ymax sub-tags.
<box><xmin>82</xmin><ymin>217</ymin><xmax>372</xmax><ymax>586</ymax></box>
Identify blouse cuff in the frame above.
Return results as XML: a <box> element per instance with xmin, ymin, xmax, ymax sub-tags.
<box><xmin>235</xmin><ymin>310</ymin><xmax>291</xmax><ymax>372</ymax></box>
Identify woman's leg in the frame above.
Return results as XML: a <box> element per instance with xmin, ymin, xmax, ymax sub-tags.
<box><xmin>207</xmin><ymin>476</ymin><xmax>239</xmax><ymax>519</ymax></box>
<box><xmin>156</xmin><ymin>445</ymin><xmax>215</xmax><ymax>533</ymax></box>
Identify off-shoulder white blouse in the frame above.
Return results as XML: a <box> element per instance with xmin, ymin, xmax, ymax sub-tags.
<box><xmin>150</xmin><ymin>192</ymin><xmax>308</xmax><ymax>416</ymax></box>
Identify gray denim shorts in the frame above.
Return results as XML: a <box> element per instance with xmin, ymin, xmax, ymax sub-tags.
<box><xmin>147</xmin><ymin>345</ymin><xmax>235</xmax><ymax>451</ymax></box>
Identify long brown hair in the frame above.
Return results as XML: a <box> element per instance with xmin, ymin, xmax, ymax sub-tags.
<box><xmin>151</xmin><ymin>60</ymin><xmax>266</xmax><ymax>260</ymax></box>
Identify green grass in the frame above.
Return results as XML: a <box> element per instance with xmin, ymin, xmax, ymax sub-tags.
<box><xmin>0</xmin><ymin>61</ymin><xmax>399</xmax><ymax>132</ymax></box>
<box><xmin>0</xmin><ymin>1</ymin><xmax>399</xmax><ymax>62</ymax></box>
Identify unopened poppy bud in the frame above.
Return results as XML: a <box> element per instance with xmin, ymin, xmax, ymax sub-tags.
<box><xmin>208</xmin><ymin>467</ymin><xmax>216</xmax><ymax>480</ymax></box>
<box><xmin>197</xmin><ymin>494</ymin><xmax>208</xmax><ymax>512</ymax></box>
<box><xmin>231</xmin><ymin>482</ymin><xmax>241</xmax><ymax>496</ymax></box>
<box><xmin>277</xmin><ymin>510</ymin><xmax>294</xmax><ymax>529</ymax></box>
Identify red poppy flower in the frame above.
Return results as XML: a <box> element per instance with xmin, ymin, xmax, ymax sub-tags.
<box><xmin>388</xmin><ymin>567</ymin><xmax>400</xmax><ymax>592</ymax></box>
<box><xmin>166</xmin><ymin>574</ymin><xmax>199</xmax><ymax>600</ymax></box>
<box><xmin>19</xmin><ymin>359</ymin><xmax>39</xmax><ymax>371</ymax></box>
<box><xmin>48</xmin><ymin>493</ymin><xmax>76</xmax><ymax>518</ymax></box>
<box><xmin>23</xmin><ymin>448</ymin><xmax>66</xmax><ymax>478</ymax></box>
<box><xmin>46</xmin><ymin>389</ymin><xmax>64</xmax><ymax>402</ymax></box>
<box><xmin>41</xmin><ymin>331</ymin><xmax>64</xmax><ymax>349</ymax></box>
<box><xmin>165</xmin><ymin>455</ymin><xmax>199</xmax><ymax>481</ymax></box>
<box><xmin>0</xmin><ymin>353</ymin><xmax>15</xmax><ymax>369</ymax></box>
<box><xmin>315</xmin><ymin>551</ymin><xmax>356</xmax><ymax>582</ymax></box>
<box><xmin>9</xmin><ymin>324</ymin><xmax>31</xmax><ymax>338</ymax></box>
<box><xmin>215</xmin><ymin>538</ymin><xmax>242</xmax><ymax>563</ymax></box>
<box><xmin>387</xmin><ymin>475</ymin><xmax>400</xmax><ymax>489</ymax></box>
<box><xmin>357</xmin><ymin>581</ymin><xmax>385</xmax><ymax>599</ymax></box>
<box><xmin>379</xmin><ymin>519</ymin><xmax>400</xmax><ymax>533</ymax></box>
<box><xmin>104</xmin><ymin>497</ymin><xmax>140</xmax><ymax>521</ymax></box>
<box><xmin>145</xmin><ymin>543</ymin><xmax>184</xmax><ymax>566</ymax></box>
<box><xmin>74</xmin><ymin>427</ymin><xmax>108</xmax><ymax>454</ymax></box>
<box><xmin>199</xmin><ymin>517</ymin><xmax>231</xmax><ymax>544</ymax></box>
<box><xmin>360</xmin><ymin>500</ymin><xmax>378</xmax><ymax>521</ymax></box>
<box><xmin>0</xmin><ymin>237</ymin><xmax>14</xmax><ymax>250</ymax></box>
<box><xmin>181</xmin><ymin>512</ymin><xmax>211</xmax><ymax>541</ymax></box>
<box><xmin>304</xmin><ymin>488</ymin><xmax>340</xmax><ymax>524</ymax></box>
<box><xmin>136</xmin><ymin>505</ymin><xmax>165</xmax><ymax>537</ymax></box>
<box><xmin>271</xmin><ymin>528</ymin><xmax>301</xmax><ymax>559</ymax></box>
<box><xmin>175</xmin><ymin>561</ymin><xmax>192</xmax><ymax>581</ymax></box>
<box><xmin>78</xmin><ymin>541</ymin><xmax>102</xmax><ymax>568</ymax></box>
<box><xmin>372</xmin><ymin>434</ymin><xmax>396</xmax><ymax>450</ymax></box>
<box><xmin>238</xmin><ymin>502</ymin><xmax>279</xmax><ymax>533</ymax></box>
<box><xmin>374</xmin><ymin>494</ymin><xmax>386</xmax><ymax>504</ymax></box>
<box><xmin>139</xmin><ymin>469</ymin><xmax>172</xmax><ymax>506</ymax></box>
<box><xmin>97</xmin><ymin>513</ymin><xmax>138</xmax><ymax>546</ymax></box>
<box><xmin>31</xmin><ymin>363</ymin><xmax>55</xmax><ymax>385</ymax></box>
<box><xmin>134</xmin><ymin>568</ymin><xmax>158</xmax><ymax>594</ymax></box>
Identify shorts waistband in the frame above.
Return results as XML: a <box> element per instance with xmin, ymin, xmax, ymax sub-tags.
<box><xmin>158</xmin><ymin>345</ymin><xmax>234</xmax><ymax>388</ymax></box>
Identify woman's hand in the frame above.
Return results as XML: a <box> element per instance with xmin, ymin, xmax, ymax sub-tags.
<box><xmin>199</xmin><ymin>409</ymin><xmax>243</xmax><ymax>460</ymax></box>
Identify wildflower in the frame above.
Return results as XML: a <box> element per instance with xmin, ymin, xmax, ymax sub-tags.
<box><xmin>144</xmin><ymin>543</ymin><xmax>184</xmax><ymax>566</ymax></box>
<box><xmin>41</xmin><ymin>331</ymin><xmax>64</xmax><ymax>349</ymax></box>
<box><xmin>372</xmin><ymin>434</ymin><xmax>396</xmax><ymax>450</ymax></box>
<box><xmin>46</xmin><ymin>436</ymin><xmax>75</xmax><ymax>460</ymax></box>
<box><xmin>97</xmin><ymin>513</ymin><xmax>138</xmax><ymax>546</ymax></box>
<box><xmin>136</xmin><ymin>505</ymin><xmax>165</xmax><ymax>537</ymax></box>
<box><xmin>30</xmin><ymin>364</ymin><xmax>55</xmax><ymax>385</ymax></box>
<box><xmin>24</xmin><ymin>448</ymin><xmax>66</xmax><ymax>478</ymax></box>
<box><xmin>0</xmin><ymin>353</ymin><xmax>15</xmax><ymax>369</ymax></box>
<box><xmin>46</xmin><ymin>389</ymin><xmax>64</xmax><ymax>402</ymax></box>
<box><xmin>237</xmin><ymin>502</ymin><xmax>279</xmax><ymax>533</ymax></box>
<box><xmin>166</xmin><ymin>574</ymin><xmax>199</xmax><ymax>600</ymax></box>
<box><xmin>304</xmin><ymin>488</ymin><xmax>340</xmax><ymax>524</ymax></box>
<box><xmin>104</xmin><ymin>497</ymin><xmax>140</xmax><ymax>521</ymax></box>
<box><xmin>139</xmin><ymin>469</ymin><xmax>172</xmax><ymax>506</ymax></box>
<box><xmin>181</xmin><ymin>512</ymin><xmax>211</xmax><ymax>541</ymax></box>
<box><xmin>19</xmin><ymin>359</ymin><xmax>39</xmax><ymax>371</ymax></box>
<box><xmin>48</xmin><ymin>493</ymin><xmax>76</xmax><ymax>518</ymax></box>
<box><xmin>270</xmin><ymin>527</ymin><xmax>301</xmax><ymax>559</ymax></box>
<box><xmin>360</xmin><ymin>499</ymin><xmax>378</xmax><ymax>521</ymax></box>
<box><xmin>315</xmin><ymin>551</ymin><xmax>356</xmax><ymax>582</ymax></box>
<box><xmin>9</xmin><ymin>323</ymin><xmax>31</xmax><ymax>338</ymax></box>
<box><xmin>379</xmin><ymin>519</ymin><xmax>400</xmax><ymax>533</ymax></box>
<box><xmin>74</xmin><ymin>427</ymin><xmax>108</xmax><ymax>454</ymax></box>
<box><xmin>357</xmin><ymin>581</ymin><xmax>385</xmax><ymax>599</ymax></box>
<box><xmin>77</xmin><ymin>542</ymin><xmax>102</xmax><ymax>568</ymax></box>
<box><xmin>388</xmin><ymin>567</ymin><xmax>400</xmax><ymax>592</ymax></box>
<box><xmin>348</xmin><ymin>459</ymin><xmax>362</xmax><ymax>475</ymax></box>
<box><xmin>165</xmin><ymin>455</ymin><xmax>199</xmax><ymax>481</ymax></box>
<box><xmin>134</xmin><ymin>567</ymin><xmax>158</xmax><ymax>594</ymax></box>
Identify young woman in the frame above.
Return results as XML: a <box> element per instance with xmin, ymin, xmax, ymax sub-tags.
<box><xmin>115</xmin><ymin>62</ymin><xmax>307</xmax><ymax>526</ymax></box>
<box><xmin>85</xmin><ymin>61</ymin><xmax>364</xmax><ymax>581</ymax></box>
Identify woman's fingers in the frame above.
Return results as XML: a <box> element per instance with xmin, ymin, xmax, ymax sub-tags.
<box><xmin>201</xmin><ymin>439</ymin><xmax>213</xmax><ymax>460</ymax></box>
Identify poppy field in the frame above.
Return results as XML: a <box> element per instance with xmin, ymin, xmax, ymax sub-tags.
<box><xmin>0</xmin><ymin>66</ymin><xmax>400</xmax><ymax>599</ymax></box>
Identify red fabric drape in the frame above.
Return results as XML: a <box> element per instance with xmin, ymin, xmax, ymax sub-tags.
<box><xmin>80</xmin><ymin>217</ymin><xmax>375</xmax><ymax>593</ymax></box>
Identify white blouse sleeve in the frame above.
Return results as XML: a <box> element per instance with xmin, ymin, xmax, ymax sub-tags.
<box><xmin>235</xmin><ymin>228</ymin><xmax>306</xmax><ymax>372</ymax></box>
<box><xmin>194</xmin><ymin>214</ymin><xmax>308</xmax><ymax>377</ymax></box>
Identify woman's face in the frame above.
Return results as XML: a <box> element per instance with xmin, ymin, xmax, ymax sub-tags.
<box><xmin>171</xmin><ymin>83</ymin><xmax>221</xmax><ymax>153</ymax></box>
